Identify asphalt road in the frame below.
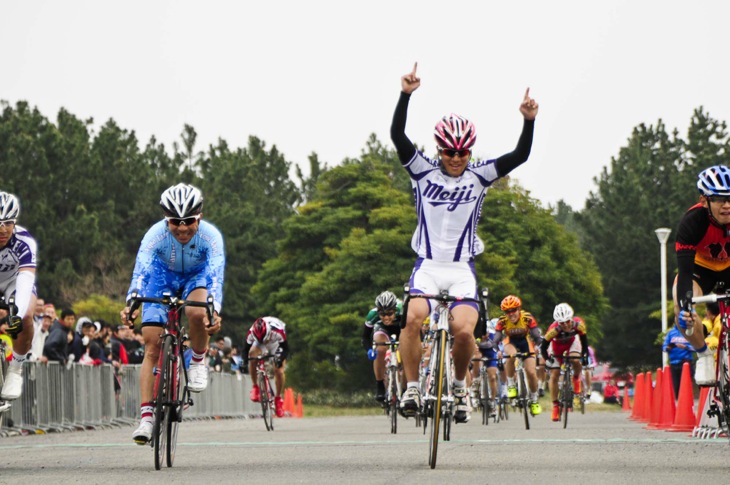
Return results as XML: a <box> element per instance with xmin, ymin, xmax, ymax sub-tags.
<box><xmin>0</xmin><ymin>408</ymin><xmax>728</xmax><ymax>484</ymax></box>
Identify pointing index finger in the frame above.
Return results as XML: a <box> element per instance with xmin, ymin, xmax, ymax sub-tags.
<box><xmin>412</xmin><ymin>62</ymin><xmax>418</xmax><ymax>76</ymax></box>
<box><xmin>524</xmin><ymin>87</ymin><xmax>531</xmax><ymax>100</ymax></box>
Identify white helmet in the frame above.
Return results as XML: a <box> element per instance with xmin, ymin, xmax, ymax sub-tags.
<box><xmin>0</xmin><ymin>192</ymin><xmax>20</xmax><ymax>220</ymax></box>
<box><xmin>553</xmin><ymin>303</ymin><xmax>574</xmax><ymax>323</ymax></box>
<box><xmin>160</xmin><ymin>183</ymin><xmax>203</xmax><ymax>218</ymax></box>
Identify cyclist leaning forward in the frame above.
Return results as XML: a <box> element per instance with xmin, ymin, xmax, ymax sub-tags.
<box><xmin>362</xmin><ymin>290</ymin><xmax>404</xmax><ymax>404</ymax></box>
<box><xmin>674</xmin><ymin>165</ymin><xmax>730</xmax><ymax>386</ymax></box>
<box><xmin>489</xmin><ymin>295</ymin><xmax>543</xmax><ymax>415</ymax></box>
<box><xmin>391</xmin><ymin>62</ymin><xmax>538</xmax><ymax>423</ymax></box>
<box><xmin>245</xmin><ymin>316</ymin><xmax>290</xmax><ymax>418</ymax></box>
<box><xmin>540</xmin><ymin>303</ymin><xmax>587</xmax><ymax>421</ymax></box>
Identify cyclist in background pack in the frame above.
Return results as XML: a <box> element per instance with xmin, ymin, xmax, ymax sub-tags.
<box><xmin>0</xmin><ymin>192</ymin><xmax>38</xmax><ymax>404</ymax></box>
<box><xmin>391</xmin><ymin>62</ymin><xmax>538</xmax><ymax>423</ymax></box>
<box><xmin>120</xmin><ymin>183</ymin><xmax>225</xmax><ymax>445</ymax></box>
<box><xmin>245</xmin><ymin>316</ymin><xmax>289</xmax><ymax>418</ymax></box>
<box><xmin>489</xmin><ymin>295</ymin><xmax>543</xmax><ymax>415</ymax></box>
<box><xmin>540</xmin><ymin>303</ymin><xmax>587</xmax><ymax>422</ymax></box>
<box><xmin>674</xmin><ymin>165</ymin><xmax>730</xmax><ymax>386</ymax></box>
<box><xmin>476</xmin><ymin>318</ymin><xmax>501</xmax><ymax>416</ymax></box>
<box><xmin>362</xmin><ymin>290</ymin><xmax>404</xmax><ymax>404</ymax></box>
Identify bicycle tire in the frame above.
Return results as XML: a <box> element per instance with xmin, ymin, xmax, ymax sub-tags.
<box><xmin>443</xmin><ymin>348</ymin><xmax>452</xmax><ymax>442</ymax></box>
<box><xmin>519</xmin><ymin>369</ymin><xmax>530</xmax><ymax>430</ymax></box>
<box><xmin>153</xmin><ymin>335</ymin><xmax>173</xmax><ymax>470</ymax></box>
<box><xmin>260</xmin><ymin>370</ymin><xmax>274</xmax><ymax>431</ymax></box>
<box><xmin>716</xmin><ymin>329</ymin><xmax>730</xmax><ymax>440</ymax></box>
<box><xmin>389</xmin><ymin>366</ymin><xmax>398</xmax><ymax>434</ymax></box>
<box><xmin>561</xmin><ymin>366</ymin><xmax>572</xmax><ymax>429</ymax></box>
<box><xmin>481</xmin><ymin>375</ymin><xmax>489</xmax><ymax>426</ymax></box>
<box><xmin>428</xmin><ymin>329</ymin><xmax>447</xmax><ymax>469</ymax></box>
<box><xmin>0</xmin><ymin>343</ymin><xmax>7</xmax><ymax>422</ymax></box>
<box><xmin>165</xmin><ymin>343</ymin><xmax>182</xmax><ymax>467</ymax></box>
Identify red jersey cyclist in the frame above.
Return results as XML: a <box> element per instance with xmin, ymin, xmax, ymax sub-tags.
<box><xmin>489</xmin><ymin>295</ymin><xmax>543</xmax><ymax>415</ymax></box>
<box><xmin>674</xmin><ymin>165</ymin><xmax>730</xmax><ymax>386</ymax></box>
<box><xmin>391</xmin><ymin>63</ymin><xmax>538</xmax><ymax>423</ymax></box>
<box><xmin>540</xmin><ymin>303</ymin><xmax>588</xmax><ymax>422</ymax></box>
<box><xmin>245</xmin><ymin>317</ymin><xmax>289</xmax><ymax>418</ymax></box>
<box><xmin>0</xmin><ymin>192</ymin><xmax>38</xmax><ymax>405</ymax></box>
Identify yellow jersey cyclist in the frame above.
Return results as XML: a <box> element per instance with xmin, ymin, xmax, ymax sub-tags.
<box><xmin>487</xmin><ymin>295</ymin><xmax>543</xmax><ymax>415</ymax></box>
<box><xmin>361</xmin><ymin>291</ymin><xmax>404</xmax><ymax>404</ymax></box>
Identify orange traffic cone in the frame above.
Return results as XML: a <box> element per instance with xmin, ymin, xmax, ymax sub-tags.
<box><xmin>695</xmin><ymin>386</ymin><xmax>711</xmax><ymax>427</ymax></box>
<box><xmin>657</xmin><ymin>365</ymin><xmax>676</xmax><ymax>429</ymax></box>
<box><xmin>629</xmin><ymin>373</ymin><xmax>644</xmax><ymax>420</ymax></box>
<box><xmin>640</xmin><ymin>371</ymin><xmax>653</xmax><ymax>423</ymax></box>
<box><xmin>646</xmin><ymin>368</ymin><xmax>663</xmax><ymax>429</ymax></box>
<box><xmin>295</xmin><ymin>393</ymin><xmax>304</xmax><ymax>418</ymax></box>
<box><xmin>283</xmin><ymin>388</ymin><xmax>295</xmax><ymax>417</ymax></box>
<box><xmin>622</xmin><ymin>384</ymin><xmax>631</xmax><ymax>411</ymax></box>
<box><xmin>669</xmin><ymin>362</ymin><xmax>695</xmax><ymax>432</ymax></box>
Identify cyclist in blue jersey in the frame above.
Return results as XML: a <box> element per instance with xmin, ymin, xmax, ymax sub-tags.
<box><xmin>0</xmin><ymin>192</ymin><xmax>39</xmax><ymax>405</ymax></box>
<box><xmin>120</xmin><ymin>183</ymin><xmax>225</xmax><ymax>444</ymax></box>
<box><xmin>391</xmin><ymin>62</ymin><xmax>538</xmax><ymax>423</ymax></box>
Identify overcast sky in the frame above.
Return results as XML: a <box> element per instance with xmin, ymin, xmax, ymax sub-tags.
<box><xmin>2</xmin><ymin>1</ymin><xmax>728</xmax><ymax>209</ymax></box>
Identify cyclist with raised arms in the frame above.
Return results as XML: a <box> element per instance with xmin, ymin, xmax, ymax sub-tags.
<box><xmin>0</xmin><ymin>192</ymin><xmax>38</xmax><ymax>403</ymax></box>
<box><xmin>120</xmin><ymin>183</ymin><xmax>225</xmax><ymax>444</ymax></box>
<box><xmin>540</xmin><ymin>303</ymin><xmax>587</xmax><ymax>422</ymax></box>
<box><xmin>485</xmin><ymin>295</ymin><xmax>543</xmax><ymax>415</ymax></box>
<box><xmin>674</xmin><ymin>165</ymin><xmax>730</xmax><ymax>386</ymax></box>
<box><xmin>245</xmin><ymin>316</ymin><xmax>289</xmax><ymax>418</ymax></box>
<box><xmin>362</xmin><ymin>290</ymin><xmax>404</xmax><ymax>404</ymax></box>
<box><xmin>391</xmin><ymin>62</ymin><xmax>538</xmax><ymax>422</ymax></box>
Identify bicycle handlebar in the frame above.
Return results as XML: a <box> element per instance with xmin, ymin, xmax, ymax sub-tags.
<box><xmin>692</xmin><ymin>293</ymin><xmax>730</xmax><ymax>304</ymax></box>
<box><xmin>126</xmin><ymin>290</ymin><xmax>216</xmax><ymax>327</ymax></box>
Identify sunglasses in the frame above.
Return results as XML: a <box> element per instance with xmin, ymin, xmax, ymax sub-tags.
<box><xmin>165</xmin><ymin>214</ymin><xmax>201</xmax><ymax>226</ymax></box>
<box><xmin>379</xmin><ymin>311</ymin><xmax>396</xmax><ymax>317</ymax></box>
<box><xmin>439</xmin><ymin>148</ymin><xmax>471</xmax><ymax>158</ymax></box>
<box><xmin>505</xmin><ymin>308</ymin><xmax>520</xmax><ymax>314</ymax></box>
<box><xmin>707</xmin><ymin>195</ymin><xmax>730</xmax><ymax>204</ymax></box>
<box><xmin>0</xmin><ymin>219</ymin><xmax>16</xmax><ymax>228</ymax></box>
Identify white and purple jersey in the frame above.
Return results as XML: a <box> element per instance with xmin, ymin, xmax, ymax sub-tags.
<box><xmin>127</xmin><ymin>219</ymin><xmax>225</xmax><ymax>314</ymax></box>
<box><xmin>0</xmin><ymin>224</ymin><xmax>37</xmax><ymax>292</ymax></box>
<box><xmin>405</xmin><ymin>152</ymin><xmax>499</xmax><ymax>262</ymax></box>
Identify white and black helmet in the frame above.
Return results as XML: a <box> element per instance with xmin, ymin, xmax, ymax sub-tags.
<box><xmin>553</xmin><ymin>303</ymin><xmax>574</xmax><ymax>323</ymax></box>
<box><xmin>375</xmin><ymin>291</ymin><xmax>398</xmax><ymax>313</ymax></box>
<box><xmin>0</xmin><ymin>192</ymin><xmax>20</xmax><ymax>220</ymax></box>
<box><xmin>160</xmin><ymin>183</ymin><xmax>203</xmax><ymax>218</ymax></box>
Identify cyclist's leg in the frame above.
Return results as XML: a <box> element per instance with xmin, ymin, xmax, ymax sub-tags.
<box><xmin>0</xmin><ymin>284</ymin><xmax>36</xmax><ymax>400</ymax></box>
<box><xmin>248</xmin><ymin>345</ymin><xmax>263</xmax><ymax>401</ymax></box>
<box><xmin>400</xmin><ymin>297</ymin><xmax>428</xmax><ymax>414</ymax></box>
<box><xmin>503</xmin><ymin>343</ymin><xmax>517</xmax><ymax>397</ymax></box>
<box><xmin>548</xmin><ymin>364</ymin><xmax>561</xmax><ymax>421</ymax></box>
<box><xmin>133</xmin><ymin>323</ymin><xmax>164</xmax><ymax>443</ymax></box>
<box><xmin>274</xmin><ymin>359</ymin><xmax>286</xmax><ymax>417</ymax></box>
<box><xmin>373</xmin><ymin>330</ymin><xmax>389</xmax><ymax>402</ymax></box>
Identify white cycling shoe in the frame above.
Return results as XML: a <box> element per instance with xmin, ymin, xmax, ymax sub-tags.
<box><xmin>695</xmin><ymin>350</ymin><xmax>716</xmax><ymax>386</ymax></box>
<box><xmin>0</xmin><ymin>363</ymin><xmax>23</xmax><ymax>400</ymax></box>
<box><xmin>187</xmin><ymin>363</ymin><xmax>209</xmax><ymax>393</ymax></box>
<box><xmin>132</xmin><ymin>420</ymin><xmax>153</xmax><ymax>445</ymax></box>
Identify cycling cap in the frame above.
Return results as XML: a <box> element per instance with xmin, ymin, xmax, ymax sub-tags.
<box><xmin>553</xmin><ymin>303</ymin><xmax>574</xmax><ymax>323</ymax></box>
<box><xmin>0</xmin><ymin>192</ymin><xmax>20</xmax><ymax>220</ymax></box>
<box><xmin>697</xmin><ymin>165</ymin><xmax>730</xmax><ymax>197</ymax></box>
<box><xmin>251</xmin><ymin>317</ymin><xmax>270</xmax><ymax>343</ymax></box>
<box><xmin>160</xmin><ymin>183</ymin><xmax>203</xmax><ymax>218</ymax></box>
<box><xmin>434</xmin><ymin>114</ymin><xmax>476</xmax><ymax>151</ymax></box>
<box><xmin>375</xmin><ymin>291</ymin><xmax>398</xmax><ymax>312</ymax></box>
<box><xmin>500</xmin><ymin>295</ymin><xmax>522</xmax><ymax>311</ymax></box>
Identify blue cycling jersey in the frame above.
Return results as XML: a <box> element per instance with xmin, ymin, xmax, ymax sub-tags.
<box><xmin>127</xmin><ymin>220</ymin><xmax>225</xmax><ymax>317</ymax></box>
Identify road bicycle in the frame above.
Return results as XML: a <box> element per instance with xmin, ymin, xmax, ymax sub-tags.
<box><xmin>251</xmin><ymin>354</ymin><xmax>277</xmax><ymax>431</ymax></box>
<box><xmin>373</xmin><ymin>334</ymin><xmax>402</xmax><ymax>434</ymax></box>
<box><xmin>474</xmin><ymin>356</ymin><xmax>502</xmax><ymax>425</ymax></box>
<box><xmin>508</xmin><ymin>351</ymin><xmax>535</xmax><ymax>430</ymax></box>
<box><xmin>557</xmin><ymin>352</ymin><xmax>583</xmax><ymax>429</ymax></box>
<box><xmin>692</xmin><ymin>290</ymin><xmax>730</xmax><ymax>440</ymax></box>
<box><xmin>403</xmin><ymin>286</ymin><xmax>487</xmax><ymax>469</ymax></box>
<box><xmin>0</xmin><ymin>296</ymin><xmax>17</xmax><ymax>416</ymax></box>
<box><xmin>127</xmin><ymin>290</ymin><xmax>215</xmax><ymax>470</ymax></box>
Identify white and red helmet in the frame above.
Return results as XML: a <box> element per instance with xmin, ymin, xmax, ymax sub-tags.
<box><xmin>434</xmin><ymin>114</ymin><xmax>476</xmax><ymax>150</ymax></box>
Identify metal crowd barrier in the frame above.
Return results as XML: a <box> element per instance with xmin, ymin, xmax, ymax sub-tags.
<box><xmin>0</xmin><ymin>361</ymin><xmax>258</xmax><ymax>437</ymax></box>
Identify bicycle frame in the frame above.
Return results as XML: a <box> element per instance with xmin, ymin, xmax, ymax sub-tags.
<box><xmin>252</xmin><ymin>354</ymin><xmax>276</xmax><ymax>431</ymax></box>
<box><xmin>127</xmin><ymin>290</ymin><xmax>215</xmax><ymax>470</ymax></box>
<box><xmin>373</xmin><ymin>335</ymin><xmax>402</xmax><ymax>434</ymax></box>
<box><xmin>693</xmin><ymin>292</ymin><xmax>730</xmax><ymax>440</ymax></box>
<box><xmin>510</xmin><ymin>352</ymin><xmax>534</xmax><ymax>430</ymax></box>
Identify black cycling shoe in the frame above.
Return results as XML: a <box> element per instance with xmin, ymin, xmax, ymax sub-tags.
<box><xmin>375</xmin><ymin>393</ymin><xmax>386</xmax><ymax>406</ymax></box>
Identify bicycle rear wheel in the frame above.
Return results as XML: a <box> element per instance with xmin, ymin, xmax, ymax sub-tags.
<box><xmin>428</xmin><ymin>330</ymin><xmax>447</xmax><ymax>469</ymax></box>
<box><xmin>166</xmin><ymin>345</ymin><xmax>182</xmax><ymax>467</ymax></box>
<box><xmin>153</xmin><ymin>335</ymin><xmax>173</xmax><ymax>470</ymax></box>
<box><xmin>519</xmin><ymin>370</ymin><xmax>530</xmax><ymax>430</ymax></box>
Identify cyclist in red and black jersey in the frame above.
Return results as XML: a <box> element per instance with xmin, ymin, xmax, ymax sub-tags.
<box><xmin>673</xmin><ymin>165</ymin><xmax>730</xmax><ymax>386</ymax></box>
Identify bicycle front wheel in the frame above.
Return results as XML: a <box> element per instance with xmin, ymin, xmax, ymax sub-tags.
<box><xmin>389</xmin><ymin>367</ymin><xmax>398</xmax><ymax>434</ymax></box>
<box><xmin>561</xmin><ymin>369</ymin><xmax>572</xmax><ymax>429</ymax></box>
<box><xmin>519</xmin><ymin>370</ymin><xmax>530</xmax><ymax>430</ymax></box>
<box><xmin>153</xmin><ymin>335</ymin><xmax>173</xmax><ymax>470</ymax></box>
<box><xmin>166</xmin><ymin>344</ymin><xmax>182</xmax><ymax>467</ymax></box>
<box><xmin>716</xmin><ymin>330</ymin><xmax>730</xmax><ymax>440</ymax></box>
<box><xmin>428</xmin><ymin>330</ymin><xmax>447</xmax><ymax>469</ymax></box>
<box><xmin>260</xmin><ymin>372</ymin><xmax>274</xmax><ymax>431</ymax></box>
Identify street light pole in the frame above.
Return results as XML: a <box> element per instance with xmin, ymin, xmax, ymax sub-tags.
<box><xmin>655</xmin><ymin>228</ymin><xmax>672</xmax><ymax>368</ymax></box>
